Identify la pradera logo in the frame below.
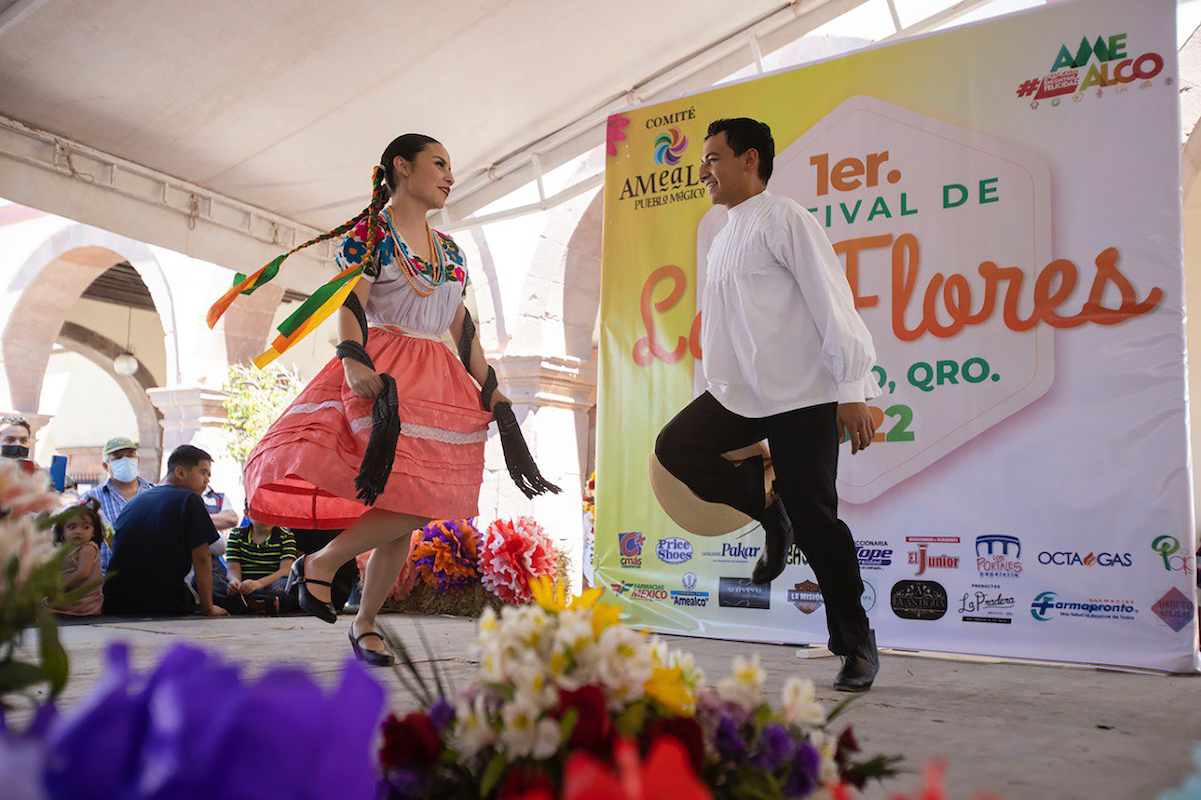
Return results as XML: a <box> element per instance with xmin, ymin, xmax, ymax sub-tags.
<box><xmin>654</xmin><ymin>127</ymin><xmax>689</xmax><ymax>166</ymax></box>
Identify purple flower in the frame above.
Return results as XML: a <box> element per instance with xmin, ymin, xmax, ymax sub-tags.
<box><xmin>752</xmin><ymin>723</ymin><xmax>794</xmax><ymax>771</ymax></box>
<box><xmin>784</xmin><ymin>740</ymin><xmax>822</xmax><ymax>797</ymax></box>
<box><xmin>428</xmin><ymin>698</ymin><xmax>455</xmax><ymax>731</ymax></box>
<box><xmin>715</xmin><ymin>714</ymin><xmax>747</xmax><ymax>760</ymax></box>
<box><xmin>36</xmin><ymin>642</ymin><xmax>385</xmax><ymax>799</ymax></box>
<box><xmin>379</xmin><ymin>766</ymin><xmax>427</xmax><ymax>798</ymax></box>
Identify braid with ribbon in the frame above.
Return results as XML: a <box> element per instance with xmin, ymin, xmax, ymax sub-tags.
<box><xmin>206</xmin><ymin>166</ymin><xmax>392</xmax><ymax>368</ymax></box>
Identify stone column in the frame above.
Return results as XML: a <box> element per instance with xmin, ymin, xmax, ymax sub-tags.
<box><xmin>146</xmin><ymin>386</ymin><xmax>242</xmax><ymax>510</ymax></box>
<box><xmin>487</xmin><ymin>354</ymin><xmax>596</xmax><ymax>592</ymax></box>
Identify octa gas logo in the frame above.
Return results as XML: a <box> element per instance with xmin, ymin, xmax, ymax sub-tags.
<box><xmin>1036</xmin><ymin>551</ymin><xmax>1132</xmax><ymax>567</ymax></box>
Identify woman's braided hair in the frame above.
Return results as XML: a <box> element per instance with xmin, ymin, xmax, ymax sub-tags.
<box><xmin>270</xmin><ymin>133</ymin><xmax>440</xmax><ymax>271</ymax></box>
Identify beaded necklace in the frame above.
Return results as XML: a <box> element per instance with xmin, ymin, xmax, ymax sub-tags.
<box><xmin>382</xmin><ymin>207</ymin><xmax>448</xmax><ymax>297</ymax></box>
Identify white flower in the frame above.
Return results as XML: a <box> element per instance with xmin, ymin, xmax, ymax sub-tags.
<box><xmin>782</xmin><ymin>676</ymin><xmax>825</xmax><ymax>727</ymax></box>
<box><xmin>452</xmin><ymin>693</ymin><xmax>498</xmax><ymax>759</ymax></box>
<box><xmin>0</xmin><ymin>515</ymin><xmax>56</xmax><ymax>593</ymax></box>
<box><xmin>499</xmin><ymin>698</ymin><xmax>561</xmax><ymax>759</ymax></box>
<box><xmin>595</xmin><ymin>625</ymin><xmax>653</xmax><ymax>706</ymax></box>
<box><xmin>510</xmin><ymin>655</ymin><xmax>558</xmax><ymax>711</ymax></box>
<box><xmin>669</xmin><ymin>649</ymin><xmax>705</xmax><ymax>687</ymax></box>
<box><xmin>808</xmin><ymin>730</ymin><xmax>839</xmax><ymax>784</ymax></box>
<box><xmin>717</xmin><ymin>654</ymin><xmax>765</xmax><ymax>707</ymax></box>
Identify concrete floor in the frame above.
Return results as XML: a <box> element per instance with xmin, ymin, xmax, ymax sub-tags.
<box><xmin>13</xmin><ymin>614</ymin><xmax>1201</xmax><ymax>800</ymax></box>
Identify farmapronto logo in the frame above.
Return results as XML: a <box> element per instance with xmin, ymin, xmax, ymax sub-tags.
<box><xmin>1029</xmin><ymin>590</ymin><xmax>1137</xmax><ymax>621</ymax></box>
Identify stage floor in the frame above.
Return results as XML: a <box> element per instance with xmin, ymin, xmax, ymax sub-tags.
<box><xmin>17</xmin><ymin>614</ymin><xmax>1199</xmax><ymax>799</ymax></box>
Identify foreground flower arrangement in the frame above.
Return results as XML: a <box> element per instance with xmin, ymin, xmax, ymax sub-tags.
<box><xmin>376</xmin><ymin>577</ymin><xmax>901</xmax><ymax>798</ymax></box>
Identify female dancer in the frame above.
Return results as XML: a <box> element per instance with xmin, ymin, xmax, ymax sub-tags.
<box><xmin>208</xmin><ymin>134</ymin><xmax>555</xmax><ymax>664</ymax></box>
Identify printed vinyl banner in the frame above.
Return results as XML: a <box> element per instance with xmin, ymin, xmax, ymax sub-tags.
<box><xmin>595</xmin><ymin>0</ymin><xmax>1200</xmax><ymax>672</ymax></box>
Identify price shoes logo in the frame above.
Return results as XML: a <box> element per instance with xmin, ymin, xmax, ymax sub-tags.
<box><xmin>1151</xmin><ymin>535</ymin><xmax>1195</xmax><ymax>575</ymax></box>
<box><xmin>1036</xmin><ymin>551</ymin><xmax>1132</xmax><ymax>568</ymax></box>
<box><xmin>656</xmin><ymin>536</ymin><xmax>693</xmax><ymax>565</ymax></box>
<box><xmin>1030</xmin><ymin>591</ymin><xmax>1137</xmax><ymax>622</ymax></box>
<box><xmin>906</xmin><ymin>536</ymin><xmax>960</xmax><ymax>576</ymax></box>
<box><xmin>1151</xmin><ymin>587</ymin><xmax>1194</xmax><ymax>633</ymax></box>
<box><xmin>1015</xmin><ymin>33</ymin><xmax>1167</xmax><ymax>109</ymax></box>
<box><xmin>976</xmin><ymin>534</ymin><xmax>1021</xmax><ymax>578</ymax></box>
<box><xmin>618</xmin><ymin>532</ymin><xmax>645</xmax><ymax>569</ymax></box>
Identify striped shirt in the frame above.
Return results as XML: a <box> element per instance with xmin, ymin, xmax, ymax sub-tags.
<box><xmin>225</xmin><ymin>525</ymin><xmax>298</xmax><ymax>579</ymax></box>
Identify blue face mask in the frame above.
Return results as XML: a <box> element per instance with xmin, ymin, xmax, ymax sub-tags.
<box><xmin>109</xmin><ymin>456</ymin><xmax>139</xmax><ymax>483</ymax></box>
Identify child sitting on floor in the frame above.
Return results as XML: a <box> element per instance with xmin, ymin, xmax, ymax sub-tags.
<box><xmin>48</xmin><ymin>499</ymin><xmax>105</xmax><ymax>616</ymax></box>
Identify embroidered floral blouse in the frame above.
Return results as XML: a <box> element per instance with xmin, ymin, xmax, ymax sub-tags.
<box><xmin>335</xmin><ymin>212</ymin><xmax>469</xmax><ymax>336</ymax></box>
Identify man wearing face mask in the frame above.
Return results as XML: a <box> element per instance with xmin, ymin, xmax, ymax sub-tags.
<box><xmin>82</xmin><ymin>437</ymin><xmax>153</xmax><ymax>571</ymax></box>
<box><xmin>0</xmin><ymin>416</ymin><xmax>36</xmax><ymax>470</ymax></box>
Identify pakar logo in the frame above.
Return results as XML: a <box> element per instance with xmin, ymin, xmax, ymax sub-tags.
<box><xmin>653</xmin><ymin>127</ymin><xmax>689</xmax><ymax>165</ymax></box>
<box><xmin>703</xmin><ymin>541</ymin><xmax>762</xmax><ymax>563</ymax></box>
<box><xmin>1151</xmin><ymin>535</ymin><xmax>1195</xmax><ymax>575</ymax></box>
<box><xmin>656</xmin><ymin>536</ymin><xmax>693</xmax><ymax>565</ymax></box>
<box><xmin>618</xmin><ymin>532</ymin><xmax>645</xmax><ymax>569</ymax></box>
<box><xmin>1016</xmin><ymin>33</ymin><xmax>1166</xmax><ymax>106</ymax></box>
<box><xmin>976</xmin><ymin>534</ymin><xmax>1022</xmax><ymax>578</ymax></box>
<box><xmin>906</xmin><ymin>536</ymin><xmax>960</xmax><ymax>576</ymax></box>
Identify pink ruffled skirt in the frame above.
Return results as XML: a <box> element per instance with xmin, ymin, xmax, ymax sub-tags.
<box><xmin>243</xmin><ymin>326</ymin><xmax>492</xmax><ymax>529</ymax></box>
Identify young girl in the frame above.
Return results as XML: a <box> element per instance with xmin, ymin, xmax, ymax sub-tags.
<box><xmin>208</xmin><ymin>134</ymin><xmax>555</xmax><ymax>665</ymax></box>
<box><xmin>49</xmin><ymin>499</ymin><xmax>104</xmax><ymax>616</ymax></box>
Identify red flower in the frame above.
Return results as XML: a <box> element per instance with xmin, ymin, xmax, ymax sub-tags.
<box><xmin>559</xmin><ymin>686</ymin><xmax>613</xmax><ymax>757</ymax></box>
<box><xmin>644</xmin><ymin>717</ymin><xmax>705</xmax><ymax>776</ymax></box>
<box><xmin>499</xmin><ymin>765</ymin><xmax>557</xmax><ymax>800</ymax></box>
<box><xmin>378</xmin><ymin>711</ymin><xmax>443</xmax><ymax>769</ymax></box>
<box><xmin>564</xmin><ymin>737</ymin><xmax>711</xmax><ymax>800</ymax></box>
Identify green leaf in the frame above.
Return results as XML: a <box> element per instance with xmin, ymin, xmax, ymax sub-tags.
<box><xmin>478</xmin><ymin>752</ymin><xmax>507</xmax><ymax>798</ymax></box>
<box><xmin>0</xmin><ymin>659</ymin><xmax>46</xmax><ymax>694</ymax></box>
<box><xmin>615</xmin><ymin>701</ymin><xmax>646</xmax><ymax>738</ymax></box>
<box><xmin>35</xmin><ymin>607</ymin><xmax>68</xmax><ymax>696</ymax></box>
<box><xmin>558</xmin><ymin>707</ymin><xmax>579</xmax><ymax>741</ymax></box>
<box><xmin>483</xmin><ymin>682</ymin><xmax>516</xmax><ymax>702</ymax></box>
<box><xmin>825</xmin><ymin>695</ymin><xmax>858</xmax><ymax>726</ymax></box>
<box><xmin>729</xmin><ymin>767</ymin><xmax>784</xmax><ymax>800</ymax></box>
<box><xmin>844</xmin><ymin>754</ymin><xmax>906</xmax><ymax>786</ymax></box>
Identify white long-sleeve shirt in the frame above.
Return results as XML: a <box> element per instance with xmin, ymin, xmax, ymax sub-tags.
<box><xmin>700</xmin><ymin>190</ymin><xmax>879</xmax><ymax>418</ymax></box>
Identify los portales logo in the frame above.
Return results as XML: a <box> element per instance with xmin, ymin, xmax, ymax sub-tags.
<box><xmin>976</xmin><ymin>534</ymin><xmax>1022</xmax><ymax>578</ymax></box>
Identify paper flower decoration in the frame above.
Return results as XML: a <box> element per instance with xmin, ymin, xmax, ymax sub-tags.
<box><xmin>478</xmin><ymin>517</ymin><xmax>559</xmax><ymax>605</ymax></box>
<box><xmin>410</xmin><ymin>519</ymin><xmax>482</xmax><ymax>594</ymax></box>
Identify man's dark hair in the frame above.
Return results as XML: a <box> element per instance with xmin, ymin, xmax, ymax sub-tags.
<box><xmin>167</xmin><ymin>444</ymin><xmax>212</xmax><ymax>472</ymax></box>
<box><xmin>0</xmin><ymin>416</ymin><xmax>31</xmax><ymax>435</ymax></box>
<box><xmin>706</xmin><ymin>118</ymin><xmax>775</xmax><ymax>183</ymax></box>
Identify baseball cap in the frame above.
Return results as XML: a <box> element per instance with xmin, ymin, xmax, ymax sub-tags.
<box><xmin>103</xmin><ymin>436</ymin><xmax>137</xmax><ymax>455</ymax></box>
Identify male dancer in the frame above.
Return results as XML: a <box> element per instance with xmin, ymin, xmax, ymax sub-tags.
<box><xmin>655</xmin><ymin>118</ymin><xmax>880</xmax><ymax>691</ymax></box>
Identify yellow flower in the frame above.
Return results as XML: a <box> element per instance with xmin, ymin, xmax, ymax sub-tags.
<box><xmin>591</xmin><ymin>602</ymin><xmax>623</xmax><ymax>639</ymax></box>
<box><xmin>530</xmin><ymin>575</ymin><xmax>605</xmax><ymax>614</ymax></box>
<box><xmin>644</xmin><ymin>666</ymin><xmax>694</xmax><ymax>716</ymax></box>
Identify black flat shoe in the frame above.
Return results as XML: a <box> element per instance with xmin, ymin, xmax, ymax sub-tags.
<box><xmin>285</xmin><ymin>554</ymin><xmax>337</xmax><ymax>624</ymax></box>
<box><xmin>751</xmin><ymin>499</ymin><xmax>795</xmax><ymax>585</ymax></box>
<box><xmin>834</xmin><ymin>630</ymin><xmax>879</xmax><ymax>692</ymax></box>
<box><xmin>348</xmin><ymin>627</ymin><xmax>395</xmax><ymax>667</ymax></box>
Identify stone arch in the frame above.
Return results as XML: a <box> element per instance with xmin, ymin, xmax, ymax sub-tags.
<box><xmin>56</xmin><ymin>321</ymin><xmax>163</xmax><ymax>479</ymax></box>
<box><xmin>1</xmin><ymin>222</ymin><xmax>179</xmax><ymax>413</ymax></box>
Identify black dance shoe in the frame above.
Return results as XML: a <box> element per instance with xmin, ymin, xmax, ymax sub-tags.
<box><xmin>348</xmin><ymin>626</ymin><xmax>396</xmax><ymax>667</ymax></box>
<box><xmin>834</xmin><ymin>630</ymin><xmax>879</xmax><ymax>692</ymax></box>
<box><xmin>751</xmin><ymin>499</ymin><xmax>795</xmax><ymax>585</ymax></box>
<box><xmin>285</xmin><ymin>554</ymin><xmax>337</xmax><ymax>624</ymax></box>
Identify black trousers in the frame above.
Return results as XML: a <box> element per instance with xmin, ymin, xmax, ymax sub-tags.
<box><xmin>655</xmin><ymin>392</ymin><xmax>869</xmax><ymax>655</ymax></box>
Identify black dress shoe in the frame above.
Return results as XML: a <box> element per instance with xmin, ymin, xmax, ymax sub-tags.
<box><xmin>349</xmin><ymin>627</ymin><xmax>396</xmax><ymax>667</ymax></box>
<box><xmin>834</xmin><ymin>630</ymin><xmax>879</xmax><ymax>692</ymax></box>
<box><xmin>285</xmin><ymin>554</ymin><xmax>337</xmax><ymax>624</ymax></box>
<box><xmin>751</xmin><ymin>499</ymin><xmax>795</xmax><ymax>585</ymax></box>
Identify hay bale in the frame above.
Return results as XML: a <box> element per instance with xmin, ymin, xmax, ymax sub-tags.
<box><xmin>383</xmin><ymin>581</ymin><xmax>505</xmax><ymax>617</ymax></box>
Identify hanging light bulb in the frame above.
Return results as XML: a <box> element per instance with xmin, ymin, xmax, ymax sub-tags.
<box><xmin>113</xmin><ymin>353</ymin><xmax>138</xmax><ymax>375</ymax></box>
<box><xmin>112</xmin><ymin>305</ymin><xmax>137</xmax><ymax>376</ymax></box>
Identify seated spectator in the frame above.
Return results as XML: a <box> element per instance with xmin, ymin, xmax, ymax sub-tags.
<box><xmin>204</xmin><ymin>485</ymin><xmax>239</xmax><ymax>532</ymax></box>
<box><xmin>47</xmin><ymin>499</ymin><xmax>104</xmax><ymax>616</ymax></box>
<box><xmin>101</xmin><ymin>445</ymin><xmax>229</xmax><ymax>618</ymax></box>
<box><xmin>82</xmin><ymin>437</ymin><xmax>153</xmax><ymax>572</ymax></box>
<box><xmin>220</xmin><ymin>519</ymin><xmax>298</xmax><ymax>614</ymax></box>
